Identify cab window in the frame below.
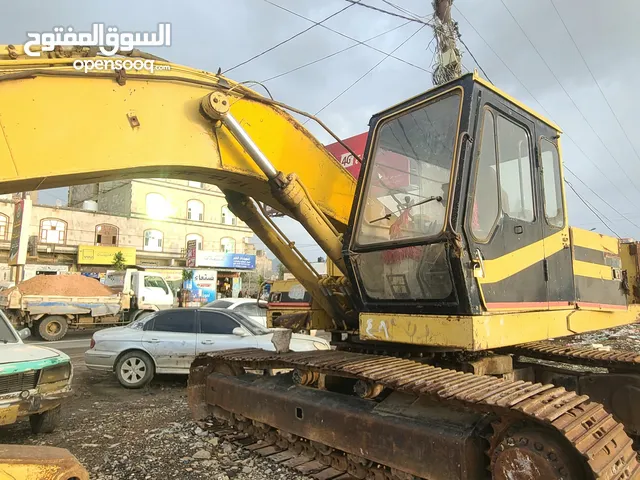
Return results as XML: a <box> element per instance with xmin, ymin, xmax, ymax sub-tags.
<box><xmin>496</xmin><ymin>116</ymin><xmax>534</xmax><ymax>222</ymax></box>
<box><xmin>144</xmin><ymin>276</ymin><xmax>169</xmax><ymax>294</ymax></box>
<box><xmin>540</xmin><ymin>139</ymin><xmax>564</xmax><ymax>228</ymax></box>
<box><xmin>470</xmin><ymin>110</ymin><xmax>499</xmax><ymax>241</ymax></box>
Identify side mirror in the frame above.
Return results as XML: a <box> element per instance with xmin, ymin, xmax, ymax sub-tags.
<box><xmin>232</xmin><ymin>327</ymin><xmax>247</xmax><ymax>337</ymax></box>
<box><xmin>18</xmin><ymin>328</ymin><xmax>30</xmax><ymax>340</ymax></box>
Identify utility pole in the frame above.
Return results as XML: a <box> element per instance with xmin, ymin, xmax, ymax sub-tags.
<box><xmin>432</xmin><ymin>0</ymin><xmax>462</xmax><ymax>86</ymax></box>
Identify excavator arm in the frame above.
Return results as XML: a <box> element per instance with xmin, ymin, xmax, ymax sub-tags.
<box><xmin>0</xmin><ymin>46</ymin><xmax>357</xmax><ymax>324</ymax></box>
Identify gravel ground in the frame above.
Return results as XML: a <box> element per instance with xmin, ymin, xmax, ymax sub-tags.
<box><xmin>0</xmin><ymin>367</ymin><xmax>311</xmax><ymax>480</ymax></box>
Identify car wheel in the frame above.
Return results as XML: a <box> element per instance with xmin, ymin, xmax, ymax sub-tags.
<box><xmin>116</xmin><ymin>351</ymin><xmax>154</xmax><ymax>389</ymax></box>
<box><xmin>38</xmin><ymin>316</ymin><xmax>68</xmax><ymax>341</ymax></box>
<box><xmin>29</xmin><ymin>406</ymin><xmax>61</xmax><ymax>434</ymax></box>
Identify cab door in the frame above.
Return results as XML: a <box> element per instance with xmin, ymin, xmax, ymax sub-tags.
<box><xmin>465</xmin><ymin>99</ymin><xmax>547</xmax><ymax>311</ymax></box>
<box><xmin>536</xmin><ymin>127</ymin><xmax>574</xmax><ymax>307</ymax></box>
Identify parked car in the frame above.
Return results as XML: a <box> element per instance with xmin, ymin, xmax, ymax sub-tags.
<box><xmin>204</xmin><ymin>298</ymin><xmax>267</xmax><ymax>326</ymax></box>
<box><xmin>0</xmin><ymin>309</ymin><xmax>72</xmax><ymax>433</ymax></box>
<box><xmin>84</xmin><ymin>307</ymin><xmax>331</xmax><ymax>388</ymax></box>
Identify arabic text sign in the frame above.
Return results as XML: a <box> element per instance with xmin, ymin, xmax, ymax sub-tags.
<box><xmin>195</xmin><ymin>251</ymin><xmax>257</xmax><ymax>270</ymax></box>
<box><xmin>24</xmin><ymin>23</ymin><xmax>171</xmax><ymax>57</ymax></box>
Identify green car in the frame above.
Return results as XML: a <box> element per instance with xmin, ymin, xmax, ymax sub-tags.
<box><xmin>0</xmin><ymin>310</ymin><xmax>72</xmax><ymax>433</ymax></box>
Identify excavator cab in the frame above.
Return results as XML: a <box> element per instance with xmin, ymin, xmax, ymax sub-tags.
<box><xmin>345</xmin><ymin>72</ymin><xmax>578</xmax><ymax>317</ymax></box>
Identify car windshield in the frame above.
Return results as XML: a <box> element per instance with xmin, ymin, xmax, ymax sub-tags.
<box><xmin>204</xmin><ymin>300</ymin><xmax>233</xmax><ymax>309</ymax></box>
<box><xmin>235</xmin><ymin>312</ymin><xmax>270</xmax><ymax>336</ymax></box>
<box><xmin>0</xmin><ymin>312</ymin><xmax>18</xmax><ymax>344</ymax></box>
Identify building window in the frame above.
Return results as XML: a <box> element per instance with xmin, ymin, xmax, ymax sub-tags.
<box><xmin>144</xmin><ymin>229</ymin><xmax>163</xmax><ymax>252</ymax></box>
<box><xmin>186</xmin><ymin>233</ymin><xmax>203</xmax><ymax>250</ymax></box>
<box><xmin>221</xmin><ymin>205</ymin><xmax>236</xmax><ymax>226</ymax></box>
<box><xmin>0</xmin><ymin>214</ymin><xmax>7</xmax><ymax>241</ymax></box>
<box><xmin>40</xmin><ymin>218</ymin><xmax>67</xmax><ymax>245</ymax></box>
<box><xmin>95</xmin><ymin>224</ymin><xmax>119</xmax><ymax>246</ymax></box>
<box><xmin>220</xmin><ymin>237</ymin><xmax>236</xmax><ymax>253</ymax></box>
<box><xmin>188</xmin><ymin>181</ymin><xmax>203</xmax><ymax>188</ymax></box>
<box><xmin>146</xmin><ymin>193</ymin><xmax>167</xmax><ymax>219</ymax></box>
<box><xmin>187</xmin><ymin>199</ymin><xmax>204</xmax><ymax>221</ymax></box>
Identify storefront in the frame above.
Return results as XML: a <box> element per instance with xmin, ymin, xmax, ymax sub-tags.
<box><xmin>183</xmin><ymin>251</ymin><xmax>256</xmax><ymax>304</ymax></box>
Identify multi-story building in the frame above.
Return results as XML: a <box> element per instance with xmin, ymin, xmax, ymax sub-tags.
<box><xmin>0</xmin><ymin>179</ymin><xmax>257</xmax><ymax>298</ymax></box>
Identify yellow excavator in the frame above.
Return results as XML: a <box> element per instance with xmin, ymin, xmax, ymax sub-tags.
<box><xmin>2</xmin><ymin>45</ymin><xmax>640</xmax><ymax>479</ymax></box>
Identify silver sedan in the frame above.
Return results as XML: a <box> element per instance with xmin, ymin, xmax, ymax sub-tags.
<box><xmin>84</xmin><ymin>307</ymin><xmax>330</xmax><ymax>388</ymax></box>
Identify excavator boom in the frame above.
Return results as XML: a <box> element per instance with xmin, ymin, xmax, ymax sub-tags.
<box><xmin>0</xmin><ymin>48</ymin><xmax>356</xmax><ymax>229</ymax></box>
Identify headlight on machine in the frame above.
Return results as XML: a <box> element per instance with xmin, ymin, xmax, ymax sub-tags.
<box><xmin>313</xmin><ymin>341</ymin><xmax>330</xmax><ymax>350</ymax></box>
<box><xmin>39</xmin><ymin>362</ymin><xmax>72</xmax><ymax>384</ymax></box>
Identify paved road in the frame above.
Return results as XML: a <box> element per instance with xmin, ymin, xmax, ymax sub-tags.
<box><xmin>25</xmin><ymin>330</ymin><xmax>94</xmax><ymax>364</ymax></box>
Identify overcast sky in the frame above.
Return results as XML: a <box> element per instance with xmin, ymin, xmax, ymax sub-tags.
<box><xmin>4</xmin><ymin>0</ymin><xmax>639</xmax><ymax>261</ymax></box>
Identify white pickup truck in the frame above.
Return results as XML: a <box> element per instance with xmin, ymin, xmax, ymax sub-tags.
<box><xmin>0</xmin><ymin>310</ymin><xmax>72</xmax><ymax>433</ymax></box>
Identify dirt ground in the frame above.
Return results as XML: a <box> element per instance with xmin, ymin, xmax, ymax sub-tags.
<box><xmin>0</xmin><ymin>365</ymin><xmax>310</xmax><ymax>480</ymax></box>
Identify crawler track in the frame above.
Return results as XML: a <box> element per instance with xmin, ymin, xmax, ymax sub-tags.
<box><xmin>192</xmin><ymin>348</ymin><xmax>640</xmax><ymax>479</ymax></box>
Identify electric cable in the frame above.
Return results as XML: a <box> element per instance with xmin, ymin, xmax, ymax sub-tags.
<box><xmin>262</xmin><ymin>21</ymin><xmax>414</xmax><ymax>83</ymax></box>
<box><xmin>498</xmin><ymin>0</ymin><xmax>640</xmax><ymax>197</ymax></box>
<box><xmin>343</xmin><ymin>0</ymin><xmax>429</xmax><ymax>23</ymax></box>
<box><xmin>452</xmin><ymin>4</ymin><xmax>640</xmax><ymax>210</ymax></box>
<box><xmin>308</xmin><ymin>24</ymin><xmax>427</xmax><ymax>120</ymax></box>
<box><xmin>223</xmin><ymin>1</ymin><xmax>359</xmax><ymax>74</ymax></box>
<box><xmin>262</xmin><ymin>0</ymin><xmax>431</xmax><ymax>74</ymax></box>
<box><xmin>549</xmin><ymin>0</ymin><xmax>640</xmax><ymax>167</ymax></box>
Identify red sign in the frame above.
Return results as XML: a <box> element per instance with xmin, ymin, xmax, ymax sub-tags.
<box><xmin>324</xmin><ymin>132</ymin><xmax>368</xmax><ymax>179</ymax></box>
<box><xmin>324</xmin><ymin>132</ymin><xmax>410</xmax><ymax>190</ymax></box>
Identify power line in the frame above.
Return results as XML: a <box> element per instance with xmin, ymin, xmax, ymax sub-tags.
<box><xmin>344</xmin><ymin>0</ymin><xmax>429</xmax><ymax>23</ymax></box>
<box><xmin>262</xmin><ymin>0</ymin><xmax>431</xmax><ymax>74</ymax></box>
<box><xmin>564</xmin><ymin>179</ymin><xmax>620</xmax><ymax>238</ymax></box>
<box><xmin>452</xmin><ymin>4</ymin><xmax>633</xmax><ymax>236</ymax></box>
<box><xmin>309</xmin><ymin>24</ymin><xmax>426</xmax><ymax>119</ymax></box>
<box><xmin>458</xmin><ymin>36</ymin><xmax>491</xmax><ymax>82</ymax></box>
<box><xmin>262</xmin><ymin>21</ymin><xmax>413</xmax><ymax>83</ymax></box>
<box><xmin>380</xmin><ymin>0</ymin><xmax>425</xmax><ymax>20</ymax></box>
<box><xmin>223</xmin><ymin>1</ymin><xmax>358</xmax><ymax>74</ymax></box>
<box><xmin>549</xmin><ymin>0</ymin><xmax>640</xmax><ymax>168</ymax></box>
<box><xmin>563</xmin><ymin>165</ymin><xmax>640</xmax><ymax>231</ymax></box>
<box><xmin>452</xmin><ymin>4</ymin><xmax>639</xmax><ymax>210</ymax></box>
<box><xmin>498</xmin><ymin>0</ymin><xmax>640</xmax><ymax>198</ymax></box>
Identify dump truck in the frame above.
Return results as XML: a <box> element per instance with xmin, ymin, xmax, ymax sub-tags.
<box><xmin>0</xmin><ymin>271</ymin><xmax>173</xmax><ymax>341</ymax></box>
<box><xmin>1</xmin><ymin>44</ymin><xmax>640</xmax><ymax>479</ymax></box>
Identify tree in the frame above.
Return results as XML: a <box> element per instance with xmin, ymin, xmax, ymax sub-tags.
<box><xmin>277</xmin><ymin>264</ymin><xmax>285</xmax><ymax>280</ymax></box>
<box><xmin>112</xmin><ymin>251</ymin><xmax>126</xmax><ymax>271</ymax></box>
<box><xmin>182</xmin><ymin>269</ymin><xmax>194</xmax><ymax>283</ymax></box>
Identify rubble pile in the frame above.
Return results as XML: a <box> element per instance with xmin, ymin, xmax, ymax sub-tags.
<box><xmin>548</xmin><ymin>323</ymin><xmax>640</xmax><ymax>351</ymax></box>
